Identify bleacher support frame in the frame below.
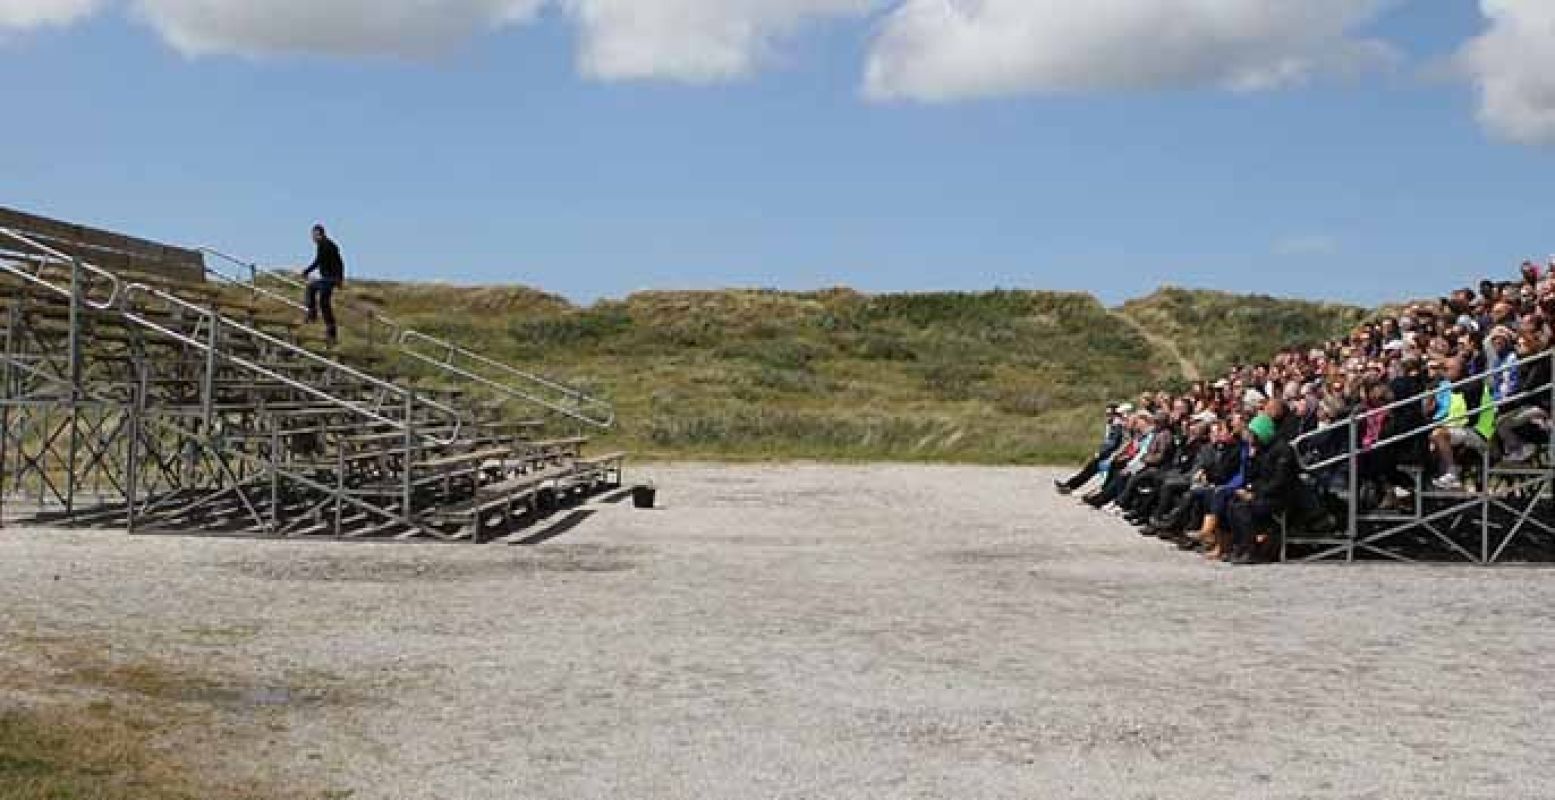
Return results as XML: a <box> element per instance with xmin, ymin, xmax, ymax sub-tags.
<box><xmin>0</xmin><ymin>210</ymin><xmax>625</xmax><ymax>541</ymax></box>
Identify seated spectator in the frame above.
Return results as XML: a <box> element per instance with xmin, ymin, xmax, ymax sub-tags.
<box><xmin>1086</xmin><ymin>412</ymin><xmax>1173</xmax><ymax>511</ymax></box>
<box><xmin>1221</xmin><ymin>414</ymin><xmax>1301</xmax><ymax>564</ymax></box>
<box><xmin>1497</xmin><ymin>332</ymin><xmax>1552</xmax><ymax>463</ymax></box>
<box><xmin>1055</xmin><ymin>404</ymin><xmax>1126</xmax><ymax>495</ymax></box>
<box><xmin>1053</xmin><ymin>256</ymin><xmax>1555</xmax><ymax>564</ymax></box>
<box><xmin>1144</xmin><ymin>418</ymin><xmax>1229</xmax><ymax>538</ymax></box>
<box><xmin>1124</xmin><ymin>420</ymin><xmax>1207</xmax><ymax>529</ymax></box>
<box><xmin>1428</xmin><ymin>357</ymin><xmax>1494</xmax><ymax>491</ymax></box>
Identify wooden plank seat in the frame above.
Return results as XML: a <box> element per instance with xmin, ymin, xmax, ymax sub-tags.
<box><xmin>425</xmin><ymin>463</ymin><xmax>580</xmax><ymax>539</ymax></box>
<box><xmin>414</xmin><ymin>446</ymin><xmax>513</xmax><ymax>471</ymax></box>
<box><xmin>563</xmin><ymin>451</ymin><xmax>628</xmax><ymax>493</ymax></box>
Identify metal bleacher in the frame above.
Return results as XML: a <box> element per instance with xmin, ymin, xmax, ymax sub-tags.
<box><xmin>0</xmin><ymin>206</ymin><xmax>625</xmax><ymax>541</ymax></box>
<box><xmin>1282</xmin><ymin>352</ymin><xmax>1555</xmax><ymax>565</ymax></box>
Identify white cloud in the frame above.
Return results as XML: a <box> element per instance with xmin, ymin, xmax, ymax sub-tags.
<box><xmin>1459</xmin><ymin>0</ymin><xmax>1555</xmax><ymax>145</ymax></box>
<box><xmin>563</xmin><ymin>0</ymin><xmax>873</xmax><ymax>82</ymax></box>
<box><xmin>131</xmin><ymin>0</ymin><xmax>545</xmax><ymax>58</ymax></box>
<box><xmin>117</xmin><ymin>0</ymin><xmax>873</xmax><ymax>81</ymax></box>
<box><xmin>0</xmin><ymin>0</ymin><xmax>98</xmax><ymax>30</ymax></box>
<box><xmin>864</xmin><ymin>0</ymin><xmax>1399</xmax><ymax>101</ymax></box>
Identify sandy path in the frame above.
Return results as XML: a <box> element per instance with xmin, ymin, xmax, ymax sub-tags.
<box><xmin>3</xmin><ymin>463</ymin><xmax>1554</xmax><ymax>799</ymax></box>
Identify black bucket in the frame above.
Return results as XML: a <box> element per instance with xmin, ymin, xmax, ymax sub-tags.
<box><xmin>632</xmin><ymin>485</ymin><xmax>657</xmax><ymax>509</ymax></box>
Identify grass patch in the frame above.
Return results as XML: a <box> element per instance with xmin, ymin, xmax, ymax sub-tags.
<box><xmin>0</xmin><ymin>704</ymin><xmax>213</xmax><ymax>800</ymax></box>
<box><xmin>1</xmin><ymin>634</ymin><xmax>346</xmax><ymax>800</ymax></box>
<box><xmin>297</xmin><ymin>282</ymin><xmax>1368</xmax><ymax>463</ymax></box>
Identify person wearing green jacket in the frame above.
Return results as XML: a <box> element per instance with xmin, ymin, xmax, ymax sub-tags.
<box><xmin>1429</xmin><ymin>357</ymin><xmax>1495</xmax><ymax>491</ymax></box>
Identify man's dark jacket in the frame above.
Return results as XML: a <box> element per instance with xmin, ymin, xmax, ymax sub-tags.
<box><xmin>310</xmin><ymin>238</ymin><xmax>346</xmax><ymax>283</ymax></box>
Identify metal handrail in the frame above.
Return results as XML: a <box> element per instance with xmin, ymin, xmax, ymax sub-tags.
<box><xmin>397</xmin><ymin>330</ymin><xmax>616</xmax><ymax>429</ymax></box>
<box><xmin>197</xmin><ymin>247</ymin><xmax>315</xmax><ymax>316</ymax></box>
<box><xmin>0</xmin><ymin>238</ymin><xmax>464</xmax><ymax>446</ymax></box>
<box><xmin>0</xmin><ymin>227</ymin><xmax>121</xmax><ymax>310</ymax></box>
<box><xmin>120</xmin><ymin>283</ymin><xmax>465</xmax><ymax>445</ymax></box>
<box><xmin>193</xmin><ymin>246</ymin><xmax>617</xmax><ymax>430</ymax></box>
<box><xmin>1294</xmin><ymin>349</ymin><xmax>1555</xmax><ymax>472</ymax></box>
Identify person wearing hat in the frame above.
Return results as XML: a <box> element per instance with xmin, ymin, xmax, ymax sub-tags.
<box><xmin>1218</xmin><ymin>413</ymin><xmax>1300</xmax><ymax>564</ymax></box>
<box><xmin>1055</xmin><ymin>403</ymin><xmax>1128</xmax><ymax>495</ymax></box>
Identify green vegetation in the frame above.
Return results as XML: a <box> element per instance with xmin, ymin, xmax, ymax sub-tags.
<box><xmin>1</xmin><ymin>636</ymin><xmax>340</xmax><ymax>800</ymax></box>
<box><xmin>1119</xmin><ymin>287</ymin><xmax>1369</xmax><ymax>378</ymax></box>
<box><xmin>341</xmin><ymin>281</ymin><xmax>1367</xmax><ymax>463</ymax></box>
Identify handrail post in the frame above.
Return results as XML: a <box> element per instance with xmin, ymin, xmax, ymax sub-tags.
<box><xmin>126</xmin><ymin>367</ymin><xmax>144</xmax><ymax>533</ymax></box>
<box><xmin>1481</xmin><ymin>439</ymin><xmax>1491</xmax><ymax>565</ymax></box>
<box><xmin>1347</xmin><ymin>416</ymin><xmax>1358</xmax><ymax>563</ymax></box>
<box><xmin>333</xmin><ymin>434</ymin><xmax>345</xmax><ymax>538</ymax></box>
<box><xmin>65</xmin><ymin>258</ymin><xmax>83</xmax><ymax>518</ymax></box>
<box><xmin>1548</xmin><ymin>351</ymin><xmax>1554</xmax><ymax>506</ymax></box>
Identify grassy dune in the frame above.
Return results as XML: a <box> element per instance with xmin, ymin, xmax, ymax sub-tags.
<box><xmin>343</xmin><ymin>282</ymin><xmax>1368</xmax><ymax>463</ymax></box>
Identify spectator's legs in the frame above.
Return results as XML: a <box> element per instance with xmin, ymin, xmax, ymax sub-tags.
<box><xmin>1085</xmin><ymin>470</ymin><xmax>1127</xmax><ymax>508</ymax></box>
<box><xmin>1058</xmin><ymin>456</ymin><xmax>1101</xmax><ymax>493</ymax></box>
<box><xmin>1119</xmin><ymin>470</ymin><xmax>1155</xmax><ymax>513</ymax></box>
<box><xmin>1150</xmin><ymin>476</ymin><xmax>1191</xmax><ymax>528</ymax></box>
<box><xmin>1497</xmin><ymin>407</ymin><xmax>1549</xmax><ymax>461</ymax></box>
<box><xmin>1226</xmin><ymin>499</ymin><xmax>1274</xmax><ymax>563</ymax></box>
<box><xmin>1431</xmin><ymin>427</ymin><xmax>1457</xmax><ymax>480</ymax></box>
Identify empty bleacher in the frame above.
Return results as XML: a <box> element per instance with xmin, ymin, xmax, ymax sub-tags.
<box><xmin>0</xmin><ymin>207</ymin><xmax>624</xmax><ymax>541</ymax></box>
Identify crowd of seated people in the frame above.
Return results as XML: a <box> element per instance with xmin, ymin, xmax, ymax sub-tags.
<box><xmin>1055</xmin><ymin>259</ymin><xmax>1555</xmax><ymax>564</ymax></box>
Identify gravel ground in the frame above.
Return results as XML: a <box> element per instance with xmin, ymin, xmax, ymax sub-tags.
<box><xmin>4</xmin><ymin>462</ymin><xmax>1555</xmax><ymax>799</ymax></box>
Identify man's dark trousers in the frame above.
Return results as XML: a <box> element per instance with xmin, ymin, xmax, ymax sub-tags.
<box><xmin>305</xmin><ymin>278</ymin><xmax>338</xmax><ymax>342</ymax></box>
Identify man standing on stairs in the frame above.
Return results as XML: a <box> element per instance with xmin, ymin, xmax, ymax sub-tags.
<box><xmin>302</xmin><ymin>223</ymin><xmax>345</xmax><ymax>346</ymax></box>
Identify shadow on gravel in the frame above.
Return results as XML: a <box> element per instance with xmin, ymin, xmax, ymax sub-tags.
<box><xmin>221</xmin><ymin>543</ymin><xmax>643</xmax><ymax>583</ymax></box>
<box><xmin>514</xmin><ymin>510</ymin><xmax>597</xmax><ymax>546</ymax></box>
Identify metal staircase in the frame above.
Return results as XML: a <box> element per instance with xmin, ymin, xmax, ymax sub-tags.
<box><xmin>1285</xmin><ymin>353</ymin><xmax>1555</xmax><ymax>564</ymax></box>
<box><xmin>197</xmin><ymin>247</ymin><xmax>616</xmax><ymax>429</ymax></box>
<box><xmin>0</xmin><ymin>215</ymin><xmax>625</xmax><ymax>542</ymax></box>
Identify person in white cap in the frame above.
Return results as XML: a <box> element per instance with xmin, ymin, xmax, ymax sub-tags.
<box><xmin>1484</xmin><ymin>325</ymin><xmax>1519</xmax><ymax>401</ymax></box>
<box><xmin>1054</xmin><ymin>403</ymin><xmax>1128</xmax><ymax>495</ymax></box>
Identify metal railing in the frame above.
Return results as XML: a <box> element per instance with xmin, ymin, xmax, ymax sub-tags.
<box><xmin>120</xmin><ymin>283</ymin><xmax>464</xmax><ymax>444</ymax></box>
<box><xmin>195</xmin><ymin>246</ymin><xmax>616</xmax><ymax>429</ymax></box>
<box><xmin>1288</xmin><ymin>349</ymin><xmax>1555</xmax><ymax>563</ymax></box>
<box><xmin>0</xmin><ymin>228</ymin><xmax>463</xmax><ymax>446</ymax></box>
<box><xmin>0</xmin><ymin>228</ymin><xmax>121</xmax><ymax>310</ymax></box>
<box><xmin>1293</xmin><ymin>350</ymin><xmax>1555</xmax><ymax>472</ymax></box>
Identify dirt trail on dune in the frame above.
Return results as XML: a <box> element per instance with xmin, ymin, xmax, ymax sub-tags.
<box><xmin>1113</xmin><ymin>310</ymin><xmax>1202</xmax><ymax>382</ymax></box>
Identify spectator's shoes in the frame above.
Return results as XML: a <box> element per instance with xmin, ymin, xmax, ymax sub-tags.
<box><xmin>1432</xmin><ymin>474</ymin><xmax>1464</xmax><ymax>491</ymax></box>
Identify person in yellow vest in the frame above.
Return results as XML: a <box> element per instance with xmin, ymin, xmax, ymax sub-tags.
<box><xmin>1428</xmin><ymin>357</ymin><xmax>1496</xmax><ymax>491</ymax></box>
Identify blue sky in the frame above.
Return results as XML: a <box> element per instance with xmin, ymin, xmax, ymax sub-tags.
<box><xmin>2</xmin><ymin>1</ymin><xmax>1552</xmax><ymax>307</ymax></box>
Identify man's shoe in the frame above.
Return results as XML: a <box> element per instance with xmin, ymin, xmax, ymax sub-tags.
<box><xmin>1053</xmin><ymin>479</ymin><xmax>1073</xmax><ymax>496</ymax></box>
